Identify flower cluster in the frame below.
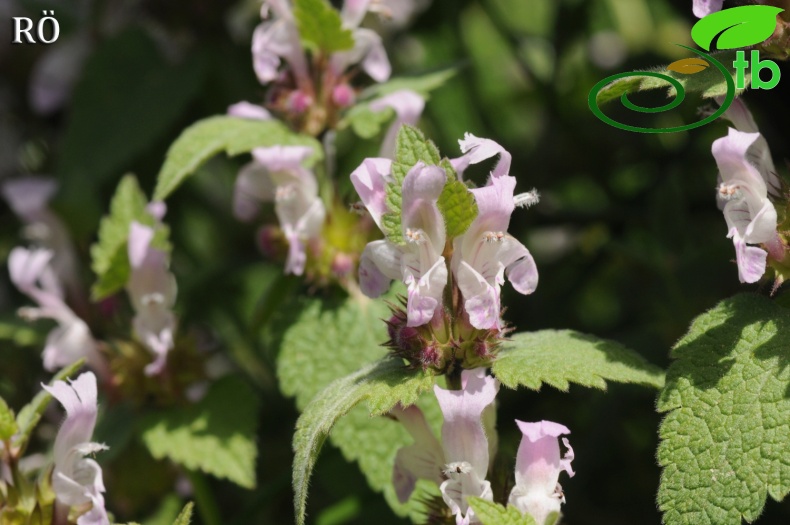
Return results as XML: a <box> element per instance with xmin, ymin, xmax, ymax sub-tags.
<box><xmin>391</xmin><ymin>369</ymin><xmax>574</xmax><ymax>525</ymax></box>
<box><xmin>352</xmin><ymin>132</ymin><xmax>539</xmax><ymax>370</ymax></box>
<box><xmin>710</xmin><ymin>99</ymin><xmax>786</xmax><ymax>285</ymax></box>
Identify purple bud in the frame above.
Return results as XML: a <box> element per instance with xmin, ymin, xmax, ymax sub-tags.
<box><xmin>287</xmin><ymin>90</ymin><xmax>313</xmax><ymax>114</ymax></box>
<box><xmin>332</xmin><ymin>83</ymin><xmax>356</xmax><ymax>107</ymax></box>
<box><xmin>331</xmin><ymin>252</ymin><xmax>355</xmax><ymax>278</ymax></box>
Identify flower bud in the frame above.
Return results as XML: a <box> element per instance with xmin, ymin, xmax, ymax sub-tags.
<box><xmin>332</xmin><ymin>83</ymin><xmax>356</xmax><ymax>108</ymax></box>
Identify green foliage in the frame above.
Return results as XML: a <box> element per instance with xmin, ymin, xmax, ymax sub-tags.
<box><xmin>292</xmin><ymin>358</ymin><xmax>434</xmax><ymax>525</ymax></box>
<box><xmin>274</xmin><ymin>291</ymin><xmax>441</xmax><ymax>519</ymax></box>
<box><xmin>362</xmin><ymin>67</ymin><xmax>459</xmax><ymax>98</ymax></box>
<box><xmin>13</xmin><ymin>360</ymin><xmax>84</xmax><ymax>454</ymax></box>
<box><xmin>657</xmin><ymin>294</ymin><xmax>790</xmax><ymax>525</ymax></box>
<box><xmin>0</xmin><ymin>318</ymin><xmax>42</xmax><ymax>347</ymax></box>
<box><xmin>58</xmin><ymin>29</ymin><xmax>207</xmax><ymax>187</ymax></box>
<box><xmin>438</xmin><ymin>160</ymin><xmax>477</xmax><ymax>239</ymax></box>
<box><xmin>344</xmin><ymin>105</ymin><xmax>395</xmax><ymax>139</ymax></box>
<box><xmin>0</xmin><ymin>397</ymin><xmax>17</xmax><ymax>441</ymax></box>
<box><xmin>293</xmin><ymin>0</ymin><xmax>355</xmax><ymax>53</ymax></box>
<box><xmin>691</xmin><ymin>6</ymin><xmax>783</xmax><ymax>51</ymax></box>
<box><xmin>467</xmin><ymin>499</ymin><xmax>538</xmax><ymax>525</ymax></box>
<box><xmin>140</xmin><ymin>377</ymin><xmax>260</xmax><ymax>489</ymax></box>
<box><xmin>91</xmin><ymin>175</ymin><xmax>168</xmax><ymax>300</ymax></box>
<box><xmin>595</xmin><ymin>51</ymin><xmax>749</xmax><ymax>105</ymax></box>
<box><xmin>172</xmin><ymin>503</ymin><xmax>194</xmax><ymax>525</ymax></box>
<box><xmin>492</xmin><ymin>330</ymin><xmax>665</xmax><ymax>391</ymax></box>
<box><xmin>153</xmin><ymin>116</ymin><xmax>322</xmax><ymax>201</ymax></box>
<box><xmin>381</xmin><ymin>125</ymin><xmax>443</xmax><ymax>244</ymax></box>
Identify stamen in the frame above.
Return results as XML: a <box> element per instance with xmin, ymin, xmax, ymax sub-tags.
<box><xmin>514</xmin><ymin>189</ymin><xmax>540</xmax><ymax>208</ymax></box>
<box><xmin>275</xmin><ymin>186</ymin><xmax>296</xmax><ymax>202</ymax></box>
<box><xmin>141</xmin><ymin>293</ymin><xmax>166</xmax><ymax>307</ymax></box>
<box><xmin>717</xmin><ymin>182</ymin><xmax>742</xmax><ymax>201</ymax></box>
<box><xmin>443</xmin><ymin>462</ymin><xmax>473</xmax><ymax>476</ymax></box>
<box><xmin>405</xmin><ymin>228</ymin><xmax>427</xmax><ymax>244</ymax></box>
<box><xmin>483</xmin><ymin>231</ymin><xmax>505</xmax><ymax>243</ymax></box>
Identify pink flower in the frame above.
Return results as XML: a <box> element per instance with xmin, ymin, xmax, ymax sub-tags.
<box><xmin>253</xmin><ymin>0</ymin><xmax>310</xmax><ymax>90</ymax></box>
<box><xmin>227</xmin><ymin>101</ymin><xmax>273</xmax><ymax>120</ymax></box>
<box><xmin>353</xmin><ymin>161</ymin><xmax>447</xmax><ymax>326</ymax></box>
<box><xmin>508</xmin><ymin>421</ymin><xmax>574</xmax><ymax>525</ymax></box>
<box><xmin>369</xmin><ymin>90</ymin><xmax>425</xmax><ymax>158</ymax></box>
<box><xmin>43</xmin><ymin>372</ymin><xmax>110</xmax><ymax>525</ymax></box>
<box><xmin>391</xmin><ymin>369</ymin><xmax>499</xmax><ymax>524</ymax></box>
<box><xmin>127</xmin><ymin>222</ymin><xmax>178</xmax><ymax>376</ymax></box>
<box><xmin>712</xmin><ymin>128</ymin><xmax>779</xmax><ymax>283</ymax></box>
<box><xmin>693</xmin><ymin>0</ymin><xmax>723</xmax><ymax>18</ymax></box>
<box><xmin>8</xmin><ymin>247</ymin><xmax>101</xmax><ymax>371</ymax></box>
<box><xmin>450</xmin><ymin>135</ymin><xmax>538</xmax><ymax>330</ymax></box>
<box><xmin>233</xmin><ymin>145</ymin><xmax>325</xmax><ymax>275</ymax></box>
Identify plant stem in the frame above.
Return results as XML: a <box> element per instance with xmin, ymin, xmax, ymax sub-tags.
<box><xmin>186</xmin><ymin>470</ymin><xmax>222</xmax><ymax>525</ymax></box>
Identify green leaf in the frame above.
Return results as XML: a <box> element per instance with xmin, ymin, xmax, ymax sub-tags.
<box><xmin>0</xmin><ymin>397</ymin><xmax>17</xmax><ymax>441</ymax></box>
<box><xmin>153</xmin><ymin>116</ymin><xmax>322</xmax><ymax>201</ymax></box>
<box><xmin>467</xmin><ymin>499</ymin><xmax>538</xmax><ymax>525</ymax></box>
<box><xmin>292</xmin><ymin>358</ymin><xmax>434</xmax><ymax>525</ymax></box>
<box><xmin>344</xmin><ymin>105</ymin><xmax>395</xmax><ymax>139</ymax></box>
<box><xmin>13</xmin><ymin>360</ymin><xmax>84</xmax><ymax>454</ymax></box>
<box><xmin>140</xmin><ymin>377</ymin><xmax>260</xmax><ymax>489</ymax></box>
<box><xmin>691</xmin><ymin>5</ymin><xmax>783</xmax><ymax>51</ymax></box>
<box><xmin>172</xmin><ymin>503</ymin><xmax>194</xmax><ymax>525</ymax></box>
<box><xmin>58</xmin><ymin>29</ymin><xmax>207</xmax><ymax>187</ymax></box>
<box><xmin>438</xmin><ymin>166</ymin><xmax>477</xmax><ymax>239</ymax></box>
<box><xmin>492</xmin><ymin>330</ymin><xmax>665</xmax><ymax>391</ymax></box>
<box><xmin>293</xmin><ymin>0</ymin><xmax>355</xmax><ymax>53</ymax></box>
<box><xmin>361</xmin><ymin>67</ymin><xmax>459</xmax><ymax>98</ymax></box>
<box><xmin>91</xmin><ymin>175</ymin><xmax>166</xmax><ymax>300</ymax></box>
<box><xmin>274</xmin><ymin>291</ymin><xmax>441</xmax><ymax>520</ymax></box>
<box><xmin>657</xmin><ymin>294</ymin><xmax>790</xmax><ymax>525</ymax></box>
<box><xmin>380</xmin><ymin>126</ymin><xmax>443</xmax><ymax>244</ymax></box>
<box><xmin>595</xmin><ymin>50</ymin><xmax>749</xmax><ymax>105</ymax></box>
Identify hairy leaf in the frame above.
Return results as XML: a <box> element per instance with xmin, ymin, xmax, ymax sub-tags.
<box><xmin>0</xmin><ymin>397</ymin><xmax>17</xmax><ymax>441</ymax></box>
<box><xmin>293</xmin><ymin>0</ymin><xmax>355</xmax><ymax>53</ymax></box>
<box><xmin>438</xmin><ymin>176</ymin><xmax>477</xmax><ymax>239</ymax></box>
<box><xmin>595</xmin><ymin>50</ymin><xmax>748</xmax><ymax>106</ymax></box>
<box><xmin>90</xmin><ymin>175</ymin><xmax>167</xmax><ymax>300</ymax></box>
<box><xmin>658</xmin><ymin>294</ymin><xmax>790</xmax><ymax>525</ymax></box>
<box><xmin>362</xmin><ymin>67</ymin><xmax>458</xmax><ymax>98</ymax></box>
<box><xmin>492</xmin><ymin>330</ymin><xmax>665</xmax><ymax>391</ymax></box>
<box><xmin>140</xmin><ymin>377</ymin><xmax>260</xmax><ymax>489</ymax></box>
<box><xmin>153</xmin><ymin>116</ymin><xmax>321</xmax><ymax>201</ymax></box>
<box><xmin>292</xmin><ymin>358</ymin><xmax>434</xmax><ymax>525</ymax></box>
<box><xmin>343</xmin><ymin>105</ymin><xmax>395</xmax><ymax>139</ymax></box>
<box><xmin>13</xmin><ymin>360</ymin><xmax>84</xmax><ymax>454</ymax></box>
<box><xmin>691</xmin><ymin>5</ymin><xmax>783</xmax><ymax>51</ymax></box>
<box><xmin>172</xmin><ymin>502</ymin><xmax>194</xmax><ymax>525</ymax></box>
<box><xmin>274</xmin><ymin>291</ymin><xmax>441</xmax><ymax>520</ymax></box>
<box><xmin>467</xmin><ymin>499</ymin><xmax>537</xmax><ymax>525</ymax></box>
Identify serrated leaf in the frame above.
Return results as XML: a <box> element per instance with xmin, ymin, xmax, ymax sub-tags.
<box><xmin>91</xmin><ymin>175</ymin><xmax>165</xmax><ymax>300</ymax></box>
<box><xmin>153</xmin><ymin>116</ymin><xmax>322</xmax><ymax>201</ymax></box>
<box><xmin>595</xmin><ymin>50</ymin><xmax>749</xmax><ymax>105</ymax></box>
<box><xmin>492</xmin><ymin>330</ymin><xmax>665</xmax><ymax>391</ymax></box>
<box><xmin>293</xmin><ymin>0</ymin><xmax>355</xmax><ymax>53</ymax></box>
<box><xmin>292</xmin><ymin>358</ymin><xmax>434</xmax><ymax>525</ymax></box>
<box><xmin>395</xmin><ymin>125</ymin><xmax>441</xmax><ymax>168</ymax></box>
<box><xmin>140</xmin><ymin>377</ymin><xmax>260</xmax><ymax>489</ymax></box>
<box><xmin>274</xmin><ymin>291</ymin><xmax>441</xmax><ymax>520</ymax></box>
<box><xmin>172</xmin><ymin>502</ymin><xmax>194</xmax><ymax>525</ymax></box>
<box><xmin>467</xmin><ymin>499</ymin><xmax>538</xmax><ymax>525</ymax></box>
<box><xmin>58</xmin><ymin>29</ymin><xmax>207</xmax><ymax>187</ymax></box>
<box><xmin>438</xmin><ymin>178</ymin><xmax>477</xmax><ymax>239</ymax></box>
<box><xmin>13</xmin><ymin>360</ymin><xmax>84</xmax><ymax>454</ymax></box>
<box><xmin>691</xmin><ymin>5</ymin><xmax>783</xmax><ymax>51</ymax></box>
<box><xmin>657</xmin><ymin>294</ymin><xmax>790</xmax><ymax>525</ymax></box>
<box><xmin>343</xmin><ymin>105</ymin><xmax>395</xmax><ymax>139</ymax></box>
<box><xmin>0</xmin><ymin>397</ymin><xmax>17</xmax><ymax>441</ymax></box>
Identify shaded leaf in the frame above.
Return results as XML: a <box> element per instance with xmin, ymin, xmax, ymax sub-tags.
<box><xmin>492</xmin><ymin>330</ymin><xmax>665</xmax><ymax>391</ymax></box>
<box><xmin>467</xmin><ymin>499</ymin><xmax>537</xmax><ymax>525</ymax></box>
<box><xmin>438</xmin><ymin>162</ymin><xmax>477</xmax><ymax>239</ymax></box>
<box><xmin>658</xmin><ymin>294</ymin><xmax>790</xmax><ymax>525</ymax></box>
<box><xmin>172</xmin><ymin>502</ymin><xmax>194</xmax><ymax>525</ymax></box>
<box><xmin>0</xmin><ymin>397</ymin><xmax>17</xmax><ymax>441</ymax></box>
<box><xmin>153</xmin><ymin>116</ymin><xmax>322</xmax><ymax>201</ymax></box>
<box><xmin>293</xmin><ymin>0</ymin><xmax>354</xmax><ymax>53</ymax></box>
<box><xmin>140</xmin><ymin>378</ymin><xmax>260</xmax><ymax>489</ymax></box>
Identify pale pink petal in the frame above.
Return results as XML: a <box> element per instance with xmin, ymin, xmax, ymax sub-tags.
<box><xmin>456</xmin><ymin>261</ymin><xmax>501</xmax><ymax>330</ymax></box>
<box><xmin>128</xmin><ymin>222</ymin><xmax>155</xmax><ymax>269</ymax></box>
<box><xmin>693</xmin><ymin>0</ymin><xmax>723</xmax><ymax>18</ymax></box>
<box><xmin>401</xmin><ymin>163</ymin><xmax>446</xmax><ymax>249</ymax></box>
<box><xmin>146</xmin><ymin>202</ymin><xmax>167</xmax><ymax>221</ymax></box>
<box><xmin>452</xmin><ymin>133</ymin><xmax>512</xmax><ymax>179</ymax></box>
<box><xmin>712</xmin><ymin>129</ymin><xmax>766</xmax><ymax>196</ymax></box>
<box><xmin>227</xmin><ymin>101</ymin><xmax>272</xmax><ymax>120</ymax></box>
<box><xmin>350</xmin><ymin>158</ymin><xmax>394</xmax><ymax>229</ymax></box>
<box><xmin>252</xmin><ymin>145</ymin><xmax>313</xmax><ymax>173</ymax></box>
<box><xmin>2</xmin><ymin>177</ymin><xmax>58</xmax><ymax>220</ymax></box>
<box><xmin>729</xmin><ymin>228</ymin><xmax>767</xmax><ymax>283</ymax></box>
<box><xmin>341</xmin><ymin>0</ymin><xmax>372</xmax><ymax>27</ymax></box>
<box><xmin>369</xmin><ymin>90</ymin><xmax>425</xmax><ymax>158</ymax></box>
<box><xmin>359</xmin><ymin>240</ymin><xmax>402</xmax><ymax>297</ymax></box>
<box><xmin>500</xmin><ymin>237</ymin><xmax>539</xmax><ymax>295</ymax></box>
<box><xmin>390</xmin><ymin>404</ymin><xmax>445</xmax><ymax>502</ymax></box>
<box><xmin>404</xmin><ymin>255</ymin><xmax>447</xmax><ymax>327</ymax></box>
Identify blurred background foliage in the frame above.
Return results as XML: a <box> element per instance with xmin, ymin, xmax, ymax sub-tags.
<box><xmin>2</xmin><ymin>0</ymin><xmax>790</xmax><ymax>523</ymax></box>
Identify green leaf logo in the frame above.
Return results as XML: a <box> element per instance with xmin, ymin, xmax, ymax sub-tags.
<box><xmin>691</xmin><ymin>5</ymin><xmax>783</xmax><ymax>51</ymax></box>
